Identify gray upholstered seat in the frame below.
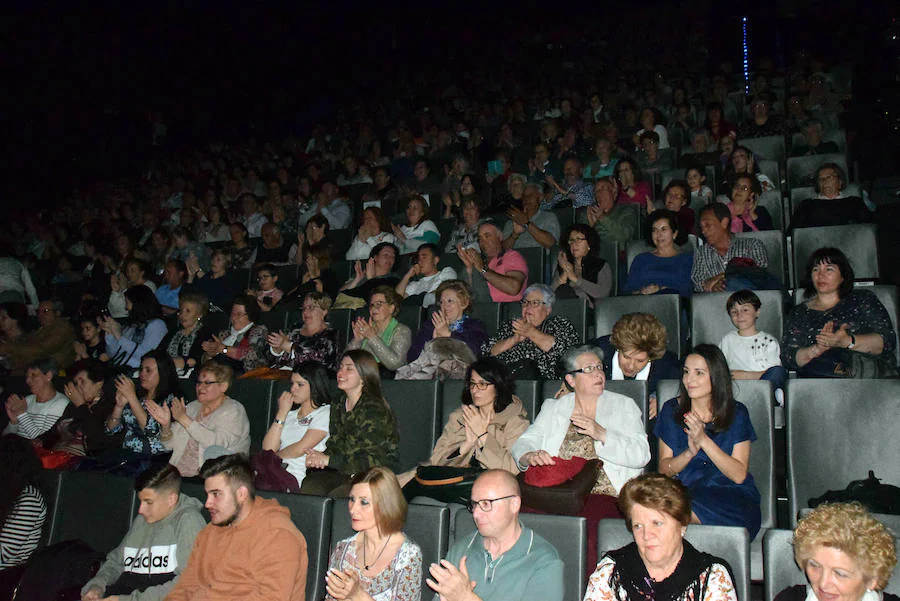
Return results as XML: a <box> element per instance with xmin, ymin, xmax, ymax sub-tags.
<box><xmin>791</xmin><ymin>223</ymin><xmax>879</xmax><ymax>285</ymax></box>
<box><xmin>382</xmin><ymin>380</ymin><xmax>441</xmax><ymax>472</ymax></box>
<box><xmin>594</xmin><ymin>295</ymin><xmax>682</xmax><ymax>357</ymax></box>
<box><xmin>690</xmin><ymin>290</ymin><xmax>784</xmax><ymax>348</ymax></box>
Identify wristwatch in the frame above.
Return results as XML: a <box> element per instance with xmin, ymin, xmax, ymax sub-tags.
<box><xmin>848</xmin><ymin>334</ymin><xmax>857</xmax><ymax>349</ymax></box>
<box><xmin>480</xmin><ymin>267</ymin><xmax>488</xmax><ymax>275</ymax></box>
<box><xmin>273</xmin><ymin>418</ymin><xmax>286</xmax><ymax>426</ymax></box>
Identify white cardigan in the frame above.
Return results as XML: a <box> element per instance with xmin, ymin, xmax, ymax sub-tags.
<box><xmin>510</xmin><ymin>390</ymin><xmax>650</xmax><ymax>494</ymax></box>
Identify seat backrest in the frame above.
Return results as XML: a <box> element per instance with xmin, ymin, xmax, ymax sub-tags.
<box><xmin>517</xmin><ymin>246</ymin><xmax>546</xmax><ymax>287</ymax></box>
<box><xmin>690</xmin><ymin>290</ymin><xmax>784</xmax><ymax>348</ymax></box>
<box><xmin>551</xmin><ymin>297</ymin><xmax>589</xmax><ymax>342</ymax></box>
<box><xmin>229</xmin><ymin>378</ymin><xmax>276</xmax><ymax>453</ymax></box>
<box><xmin>49</xmin><ymin>471</ymin><xmax>136</xmax><ymax>553</ymax></box>
<box><xmin>740</xmin><ymin>135</ymin><xmax>786</xmax><ymax>165</ymax></box>
<box><xmin>257</xmin><ymin>491</ymin><xmax>333</xmax><ymax>601</ymax></box>
<box><xmin>598</xmin><ymin>240</ymin><xmax>620</xmax><ymax>296</ymax></box>
<box><xmin>788</xmin><ymin>183</ymin><xmax>863</xmax><ymax>218</ymax></box>
<box><xmin>470</xmin><ymin>302</ymin><xmax>501</xmax><ymax>338</ymax></box>
<box><xmin>454</xmin><ymin>510</ymin><xmax>587</xmax><ymax>601</ymax></box>
<box><xmin>792</xmin><ymin>223</ymin><xmax>879</xmax><ymax>284</ymax></box>
<box><xmin>331</xmin><ymin>501</ymin><xmax>449</xmax><ymax>601</ymax></box>
<box><xmin>735</xmin><ymin>230</ymin><xmax>787</xmax><ymax>286</ymax></box>
<box><xmin>786</xmin><ymin>379</ymin><xmax>900</xmax><ymax>526</ymax></box>
<box><xmin>758</xmin><ymin>159</ymin><xmax>782</xmax><ymax>193</ymax></box>
<box><xmin>594</xmin><ymin>295</ymin><xmax>682</xmax><ymax>357</ymax></box>
<box><xmin>382</xmin><ymin>380</ymin><xmax>441</xmax><ymax>471</ymax></box>
<box><xmin>34</xmin><ymin>470</ymin><xmax>61</xmax><ymax>547</ymax></box>
<box><xmin>763</xmin><ymin>528</ymin><xmax>802</xmax><ymax>601</ymax></box>
<box><xmin>624</xmin><ymin>239</ymin><xmax>696</xmax><ymax>275</ymax></box>
<box><xmin>597</xmin><ymin>519</ymin><xmax>751</xmax><ymax>601</ymax></box>
<box><xmin>732</xmin><ymin>380</ymin><xmax>776</xmax><ymax>532</ymax></box>
<box><xmin>786</xmin><ymin>153</ymin><xmax>849</xmax><ymax>190</ymax></box>
<box><xmin>756</xmin><ymin>190</ymin><xmax>785</xmax><ymax>232</ymax></box>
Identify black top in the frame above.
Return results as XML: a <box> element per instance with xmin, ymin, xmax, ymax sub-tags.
<box><xmin>790</xmin><ymin>196</ymin><xmax>873</xmax><ymax>231</ymax></box>
<box><xmin>775</xmin><ymin>584</ymin><xmax>900</xmax><ymax>601</ymax></box>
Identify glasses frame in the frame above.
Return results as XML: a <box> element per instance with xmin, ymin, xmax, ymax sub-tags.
<box><xmin>466</xmin><ymin>380</ymin><xmax>493</xmax><ymax>391</ymax></box>
<box><xmin>466</xmin><ymin>494</ymin><xmax>517</xmax><ymax>513</ymax></box>
<box><xmin>567</xmin><ymin>363</ymin><xmax>604</xmax><ymax>376</ymax></box>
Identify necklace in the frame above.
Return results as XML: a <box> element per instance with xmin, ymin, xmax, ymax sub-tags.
<box><xmin>363</xmin><ymin>532</ymin><xmax>392</xmax><ymax>571</ymax></box>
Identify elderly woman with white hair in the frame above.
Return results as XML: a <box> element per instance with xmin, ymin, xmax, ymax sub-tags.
<box><xmin>482</xmin><ymin>284</ymin><xmax>579</xmax><ymax>379</ymax></box>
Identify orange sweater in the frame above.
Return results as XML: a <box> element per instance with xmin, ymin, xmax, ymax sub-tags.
<box><xmin>165</xmin><ymin>496</ymin><xmax>307</xmax><ymax>601</ymax></box>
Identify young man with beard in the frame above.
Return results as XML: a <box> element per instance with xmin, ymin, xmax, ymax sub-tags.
<box><xmin>165</xmin><ymin>454</ymin><xmax>308</xmax><ymax>601</ymax></box>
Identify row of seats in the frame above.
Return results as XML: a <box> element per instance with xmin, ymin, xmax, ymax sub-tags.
<box><xmin>33</xmin><ymin>469</ymin><xmax>900</xmax><ymax>601</ymax></box>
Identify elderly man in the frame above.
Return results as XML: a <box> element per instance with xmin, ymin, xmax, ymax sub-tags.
<box><xmin>737</xmin><ymin>95</ymin><xmax>784</xmax><ymax>139</ymax></box>
<box><xmin>2</xmin><ymin>299</ymin><xmax>76</xmax><ymax>371</ymax></box>
<box><xmin>541</xmin><ymin>158</ymin><xmax>594</xmax><ymax>210</ymax></box>
<box><xmin>427</xmin><ymin>470</ymin><xmax>564</xmax><ymax>601</ymax></box>
<box><xmin>580</xmin><ymin>177</ymin><xmax>635</xmax><ymax>245</ymax></box>
<box><xmin>502</xmin><ymin>183</ymin><xmax>560</xmax><ymax>250</ymax></box>
<box><xmin>789</xmin><ymin>118</ymin><xmax>840</xmax><ymax>157</ymax></box>
<box><xmin>165</xmin><ymin>454</ymin><xmax>308</xmax><ymax>601</ymax></box>
<box><xmin>458</xmin><ymin>222</ymin><xmax>527</xmax><ymax>303</ymax></box>
<box><xmin>691</xmin><ymin>203</ymin><xmax>778</xmax><ymax>292</ymax></box>
<box><xmin>255</xmin><ymin>223</ymin><xmax>292</xmax><ymax>264</ymax></box>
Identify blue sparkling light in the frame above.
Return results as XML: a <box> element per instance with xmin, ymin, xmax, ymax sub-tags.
<box><xmin>742</xmin><ymin>16</ymin><xmax>750</xmax><ymax>94</ymax></box>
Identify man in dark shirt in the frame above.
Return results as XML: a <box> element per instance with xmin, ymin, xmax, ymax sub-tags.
<box><xmin>790</xmin><ymin>119</ymin><xmax>840</xmax><ymax>157</ymax></box>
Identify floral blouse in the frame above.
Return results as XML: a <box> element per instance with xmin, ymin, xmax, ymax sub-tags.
<box><xmin>106</xmin><ymin>393</ymin><xmax>175</xmax><ymax>456</ymax></box>
<box><xmin>325</xmin><ymin>535</ymin><xmax>422</xmax><ymax>601</ymax></box>
<box><xmin>269</xmin><ymin>327</ymin><xmax>342</xmax><ymax>371</ymax></box>
<box><xmin>482</xmin><ymin>314</ymin><xmax>578</xmax><ymax>379</ymax></box>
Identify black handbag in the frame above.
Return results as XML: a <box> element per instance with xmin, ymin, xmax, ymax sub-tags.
<box><xmin>402</xmin><ymin>465</ymin><xmax>483</xmax><ymax>504</ymax></box>
<box><xmin>809</xmin><ymin>470</ymin><xmax>900</xmax><ymax>515</ymax></box>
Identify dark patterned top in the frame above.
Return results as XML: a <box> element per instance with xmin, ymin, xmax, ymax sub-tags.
<box><xmin>781</xmin><ymin>290</ymin><xmax>896</xmax><ymax>370</ymax></box>
<box><xmin>482</xmin><ymin>314</ymin><xmax>578</xmax><ymax>379</ymax></box>
<box><xmin>269</xmin><ymin>327</ymin><xmax>342</xmax><ymax>371</ymax></box>
<box><xmin>107</xmin><ymin>394</ymin><xmax>175</xmax><ymax>456</ymax></box>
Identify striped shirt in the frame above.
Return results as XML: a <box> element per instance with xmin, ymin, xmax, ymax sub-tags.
<box><xmin>0</xmin><ymin>485</ymin><xmax>47</xmax><ymax>568</ymax></box>
<box><xmin>3</xmin><ymin>392</ymin><xmax>69</xmax><ymax>439</ymax></box>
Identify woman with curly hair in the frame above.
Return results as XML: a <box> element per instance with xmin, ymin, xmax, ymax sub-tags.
<box><xmin>776</xmin><ymin>502</ymin><xmax>898</xmax><ymax>601</ymax></box>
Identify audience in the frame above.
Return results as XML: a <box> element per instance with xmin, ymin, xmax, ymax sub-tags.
<box><xmin>0</xmin><ymin>435</ymin><xmax>46</xmax><ymax>596</ymax></box>
<box><xmin>552</xmin><ymin>223</ymin><xmax>613</xmax><ymax>307</ymax></box>
<box><xmin>459</xmin><ymin>221</ymin><xmax>527</xmax><ymax>303</ymax></box>
<box><xmin>395</xmin><ymin>243</ymin><xmax>458</xmax><ymax>308</ymax></box>
<box><xmin>3</xmin><ymin>358</ymin><xmax>69</xmax><ymax>439</ymax></box>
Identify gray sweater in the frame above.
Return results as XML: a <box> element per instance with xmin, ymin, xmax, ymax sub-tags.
<box><xmin>81</xmin><ymin>493</ymin><xmax>206</xmax><ymax>601</ymax></box>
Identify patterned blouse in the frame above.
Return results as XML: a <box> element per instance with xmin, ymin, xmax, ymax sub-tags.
<box><xmin>215</xmin><ymin>324</ymin><xmax>270</xmax><ymax>371</ymax></box>
<box><xmin>483</xmin><ymin>314</ymin><xmax>578</xmax><ymax>379</ymax></box>
<box><xmin>269</xmin><ymin>327</ymin><xmax>342</xmax><ymax>371</ymax></box>
<box><xmin>325</xmin><ymin>535</ymin><xmax>422</xmax><ymax>601</ymax></box>
<box><xmin>107</xmin><ymin>393</ymin><xmax>175</xmax><ymax>456</ymax></box>
<box><xmin>584</xmin><ymin>555</ymin><xmax>737</xmax><ymax>601</ymax></box>
<box><xmin>781</xmin><ymin>289</ymin><xmax>896</xmax><ymax>370</ymax></box>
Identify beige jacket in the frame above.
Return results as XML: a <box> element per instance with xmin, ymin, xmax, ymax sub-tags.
<box><xmin>163</xmin><ymin>396</ymin><xmax>251</xmax><ymax>476</ymax></box>
<box><xmin>427</xmin><ymin>396</ymin><xmax>530</xmax><ymax>475</ymax></box>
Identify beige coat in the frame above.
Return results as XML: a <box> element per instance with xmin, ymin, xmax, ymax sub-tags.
<box><xmin>427</xmin><ymin>396</ymin><xmax>530</xmax><ymax>475</ymax></box>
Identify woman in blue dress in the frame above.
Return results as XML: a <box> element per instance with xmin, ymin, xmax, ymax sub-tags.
<box><xmin>623</xmin><ymin>210</ymin><xmax>693</xmax><ymax>299</ymax></box>
<box><xmin>655</xmin><ymin>343</ymin><xmax>761</xmax><ymax>539</ymax></box>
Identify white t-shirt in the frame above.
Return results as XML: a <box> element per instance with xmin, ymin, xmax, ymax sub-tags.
<box><xmin>719</xmin><ymin>330</ymin><xmax>781</xmax><ymax>372</ymax></box>
<box><xmin>280</xmin><ymin>405</ymin><xmax>330</xmax><ymax>486</ymax></box>
<box><xmin>398</xmin><ymin>220</ymin><xmax>440</xmax><ymax>255</ymax></box>
<box><xmin>405</xmin><ymin>267</ymin><xmax>459</xmax><ymax>307</ymax></box>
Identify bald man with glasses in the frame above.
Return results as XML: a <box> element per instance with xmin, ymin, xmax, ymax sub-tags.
<box><xmin>427</xmin><ymin>470</ymin><xmax>564</xmax><ymax>601</ymax></box>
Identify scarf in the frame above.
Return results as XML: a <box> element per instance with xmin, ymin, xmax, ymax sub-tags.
<box><xmin>361</xmin><ymin>317</ymin><xmax>398</xmax><ymax>363</ymax></box>
<box><xmin>448</xmin><ymin>314</ymin><xmax>468</xmax><ymax>334</ymax></box>
<box><xmin>805</xmin><ymin>586</ymin><xmax>882</xmax><ymax>601</ymax></box>
<box><xmin>605</xmin><ymin>540</ymin><xmax>725</xmax><ymax>601</ymax></box>
<box><xmin>168</xmin><ymin>321</ymin><xmax>203</xmax><ymax>359</ymax></box>
<box><xmin>728</xmin><ymin>202</ymin><xmax>759</xmax><ymax>233</ymax></box>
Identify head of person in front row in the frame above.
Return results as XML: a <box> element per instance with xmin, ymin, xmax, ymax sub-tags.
<box><xmin>80</xmin><ymin>463</ymin><xmax>206</xmax><ymax>601</ymax></box>
<box><xmin>325</xmin><ymin>467</ymin><xmax>422</xmax><ymax>601</ymax></box>
<box><xmin>782</xmin><ymin>502</ymin><xmax>898</xmax><ymax>601</ymax></box>
<box><xmin>582</xmin><ymin>473</ymin><xmax>737</xmax><ymax>601</ymax></box>
<box><xmin>427</xmin><ymin>469</ymin><xmax>565</xmax><ymax>601</ymax></box>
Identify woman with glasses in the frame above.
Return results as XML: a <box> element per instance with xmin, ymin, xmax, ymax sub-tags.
<box><xmin>346</xmin><ymin>286</ymin><xmax>411</xmax><ymax>378</ymax></box>
<box><xmin>511</xmin><ymin>344</ymin><xmax>650</xmax><ymax>566</ymax></box>
<box><xmin>406</xmin><ymin>280</ymin><xmax>486</xmax><ymax>362</ymax></box>
<box><xmin>552</xmin><ymin>224</ymin><xmax>612</xmax><ymax>308</ymax></box>
<box><xmin>147</xmin><ymin>361</ymin><xmax>250</xmax><ymax>478</ymax></box>
<box><xmin>483</xmin><ymin>284</ymin><xmax>578</xmax><ymax>379</ymax></box>
<box><xmin>624</xmin><ymin>209</ymin><xmax>694</xmax><ymax>299</ymax></box>
<box><xmin>399</xmin><ymin>358</ymin><xmax>529</xmax><ymax>493</ymax></box>
<box><xmin>727</xmin><ymin>175</ymin><xmax>773</xmax><ymax>233</ymax></box>
<box><xmin>323</xmin><ymin>467</ymin><xmax>422</xmax><ymax>601</ymax></box>
<box><xmin>267</xmin><ymin>291</ymin><xmax>341</xmax><ymax>371</ymax></box>
<box><xmin>200</xmin><ymin>294</ymin><xmax>269</xmax><ymax>375</ymax></box>
<box><xmin>790</xmin><ymin>163</ymin><xmax>873</xmax><ymax>231</ymax></box>
<box><xmin>159</xmin><ymin>291</ymin><xmax>215</xmax><ymax>375</ymax></box>
<box><xmin>655</xmin><ymin>344</ymin><xmax>762</xmax><ymax>538</ymax></box>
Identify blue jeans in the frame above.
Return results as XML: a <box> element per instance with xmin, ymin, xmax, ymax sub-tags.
<box><xmin>760</xmin><ymin>365</ymin><xmax>787</xmax><ymax>390</ymax></box>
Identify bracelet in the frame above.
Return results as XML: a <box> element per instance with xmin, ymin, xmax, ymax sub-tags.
<box><xmin>273</xmin><ymin>418</ymin><xmax>286</xmax><ymax>426</ymax></box>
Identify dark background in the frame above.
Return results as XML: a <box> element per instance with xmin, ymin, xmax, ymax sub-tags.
<box><xmin>3</xmin><ymin>1</ymin><xmax>899</xmax><ymax>205</ymax></box>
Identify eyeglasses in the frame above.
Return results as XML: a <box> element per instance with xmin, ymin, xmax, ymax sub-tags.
<box><xmin>369</xmin><ymin>301</ymin><xmax>389</xmax><ymax>309</ymax></box>
<box><xmin>520</xmin><ymin>300</ymin><xmax>547</xmax><ymax>308</ymax></box>
<box><xmin>568</xmin><ymin>363</ymin><xmax>604</xmax><ymax>375</ymax></box>
<box><xmin>467</xmin><ymin>380</ymin><xmax>493</xmax><ymax>391</ymax></box>
<box><xmin>466</xmin><ymin>495</ymin><xmax>517</xmax><ymax>513</ymax></box>
<box><xmin>567</xmin><ymin>237</ymin><xmax>587</xmax><ymax>244</ymax></box>
<box><xmin>196</xmin><ymin>380</ymin><xmax>220</xmax><ymax>387</ymax></box>
<box><xmin>732</xmin><ymin>185</ymin><xmax>751</xmax><ymax>191</ymax></box>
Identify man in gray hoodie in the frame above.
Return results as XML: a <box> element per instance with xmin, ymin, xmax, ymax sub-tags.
<box><xmin>81</xmin><ymin>464</ymin><xmax>206</xmax><ymax>601</ymax></box>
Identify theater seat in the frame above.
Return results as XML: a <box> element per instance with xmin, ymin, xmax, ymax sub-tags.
<box><xmin>792</xmin><ymin>223</ymin><xmax>879</xmax><ymax>284</ymax></box>
<box><xmin>739</xmin><ymin>135</ymin><xmax>786</xmax><ymax>166</ymax></box>
<box><xmin>786</xmin><ymin>153</ymin><xmax>849</xmax><ymax>190</ymax></box>
<box><xmin>229</xmin><ymin>378</ymin><xmax>276</xmax><ymax>453</ymax></box>
<box><xmin>594</xmin><ymin>295</ymin><xmax>682</xmax><ymax>357</ymax></box>
<box><xmin>34</xmin><ymin>470</ymin><xmax>62</xmax><ymax>547</ymax></box>
<box><xmin>48</xmin><ymin>471</ymin><xmax>136</xmax><ymax>553</ymax></box>
<box><xmin>381</xmin><ymin>380</ymin><xmax>441</xmax><ymax>471</ymax></box>
<box><xmin>734</xmin><ymin>230</ymin><xmax>787</xmax><ymax>287</ymax></box>
<box><xmin>331</xmin><ymin>501</ymin><xmax>449</xmax><ymax>601</ymax></box>
<box><xmin>690</xmin><ymin>290</ymin><xmax>784</xmax><ymax>348</ymax></box>
<box><xmin>597</xmin><ymin>519</ymin><xmax>751</xmax><ymax>601</ymax></box>
<box><xmin>786</xmin><ymin>379</ymin><xmax>900</xmax><ymax>526</ymax></box>
<box><xmin>454</xmin><ymin>510</ymin><xmax>588</xmax><ymax>601</ymax></box>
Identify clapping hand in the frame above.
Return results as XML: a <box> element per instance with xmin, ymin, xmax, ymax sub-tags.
<box><xmin>815</xmin><ymin>320</ymin><xmax>852</xmax><ymax>349</ymax></box>
<box><xmin>98</xmin><ymin>315</ymin><xmax>122</xmax><ymax>339</ymax></box>
<box><xmin>557</xmin><ymin>251</ymin><xmax>575</xmax><ymax>282</ymax></box>
<box><xmin>5</xmin><ymin>394</ymin><xmax>27</xmax><ymax>423</ymax></box>
<box><xmin>170</xmin><ymin>397</ymin><xmax>187</xmax><ymax>423</ymax></box>
<box><xmin>456</xmin><ymin>245</ymin><xmax>474</xmax><ymax>269</ymax></box>
<box><xmin>683</xmin><ymin>411</ymin><xmax>708</xmax><ymax>455</ymax></box>
<box><xmin>267</xmin><ymin>331</ymin><xmax>290</xmax><ymax>353</ymax></box>
<box><xmin>202</xmin><ymin>335</ymin><xmax>226</xmax><ymax>357</ymax></box>
<box><xmin>461</xmin><ymin>404</ymin><xmax>490</xmax><ymax>443</ymax></box>
<box><xmin>364</xmin><ymin>257</ymin><xmax>376</xmax><ymax>280</ymax></box>
<box><xmin>325</xmin><ymin>568</ymin><xmax>360</xmax><ymax>600</ymax></box>
<box><xmin>73</xmin><ymin>340</ymin><xmax>88</xmax><ymax>359</ymax></box>
<box><xmin>465</xmin><ymin>248</ymin><xmax>484</xmax><ymax>272</ymax></box>
<box><xmin>432</xmin><ymin>310</ymin><xmax>451</xmax><ymax>338</ymax></box>
<box><xmin>115</xmin><ymin>375</ymin><xmax>138</xmax><ymax>405</ymax></box>
<box><xmin>511</xmin><ymin>318</ymin><xmax>536</xmax><ymax>340</ymax></box>
<box><xmin>586</xmin><ymin>204</ymin><xmax>605</xmax><ymax>226</ymax></box>
<box><xmin>427</xmin><ymin>557</ymin><xmax>477</xmax><ymax>601</ymax></box>
<box><xmin>145</xmin><ymin>398</ymin><xmax>172</xmax><ymax>428</ymax></box>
